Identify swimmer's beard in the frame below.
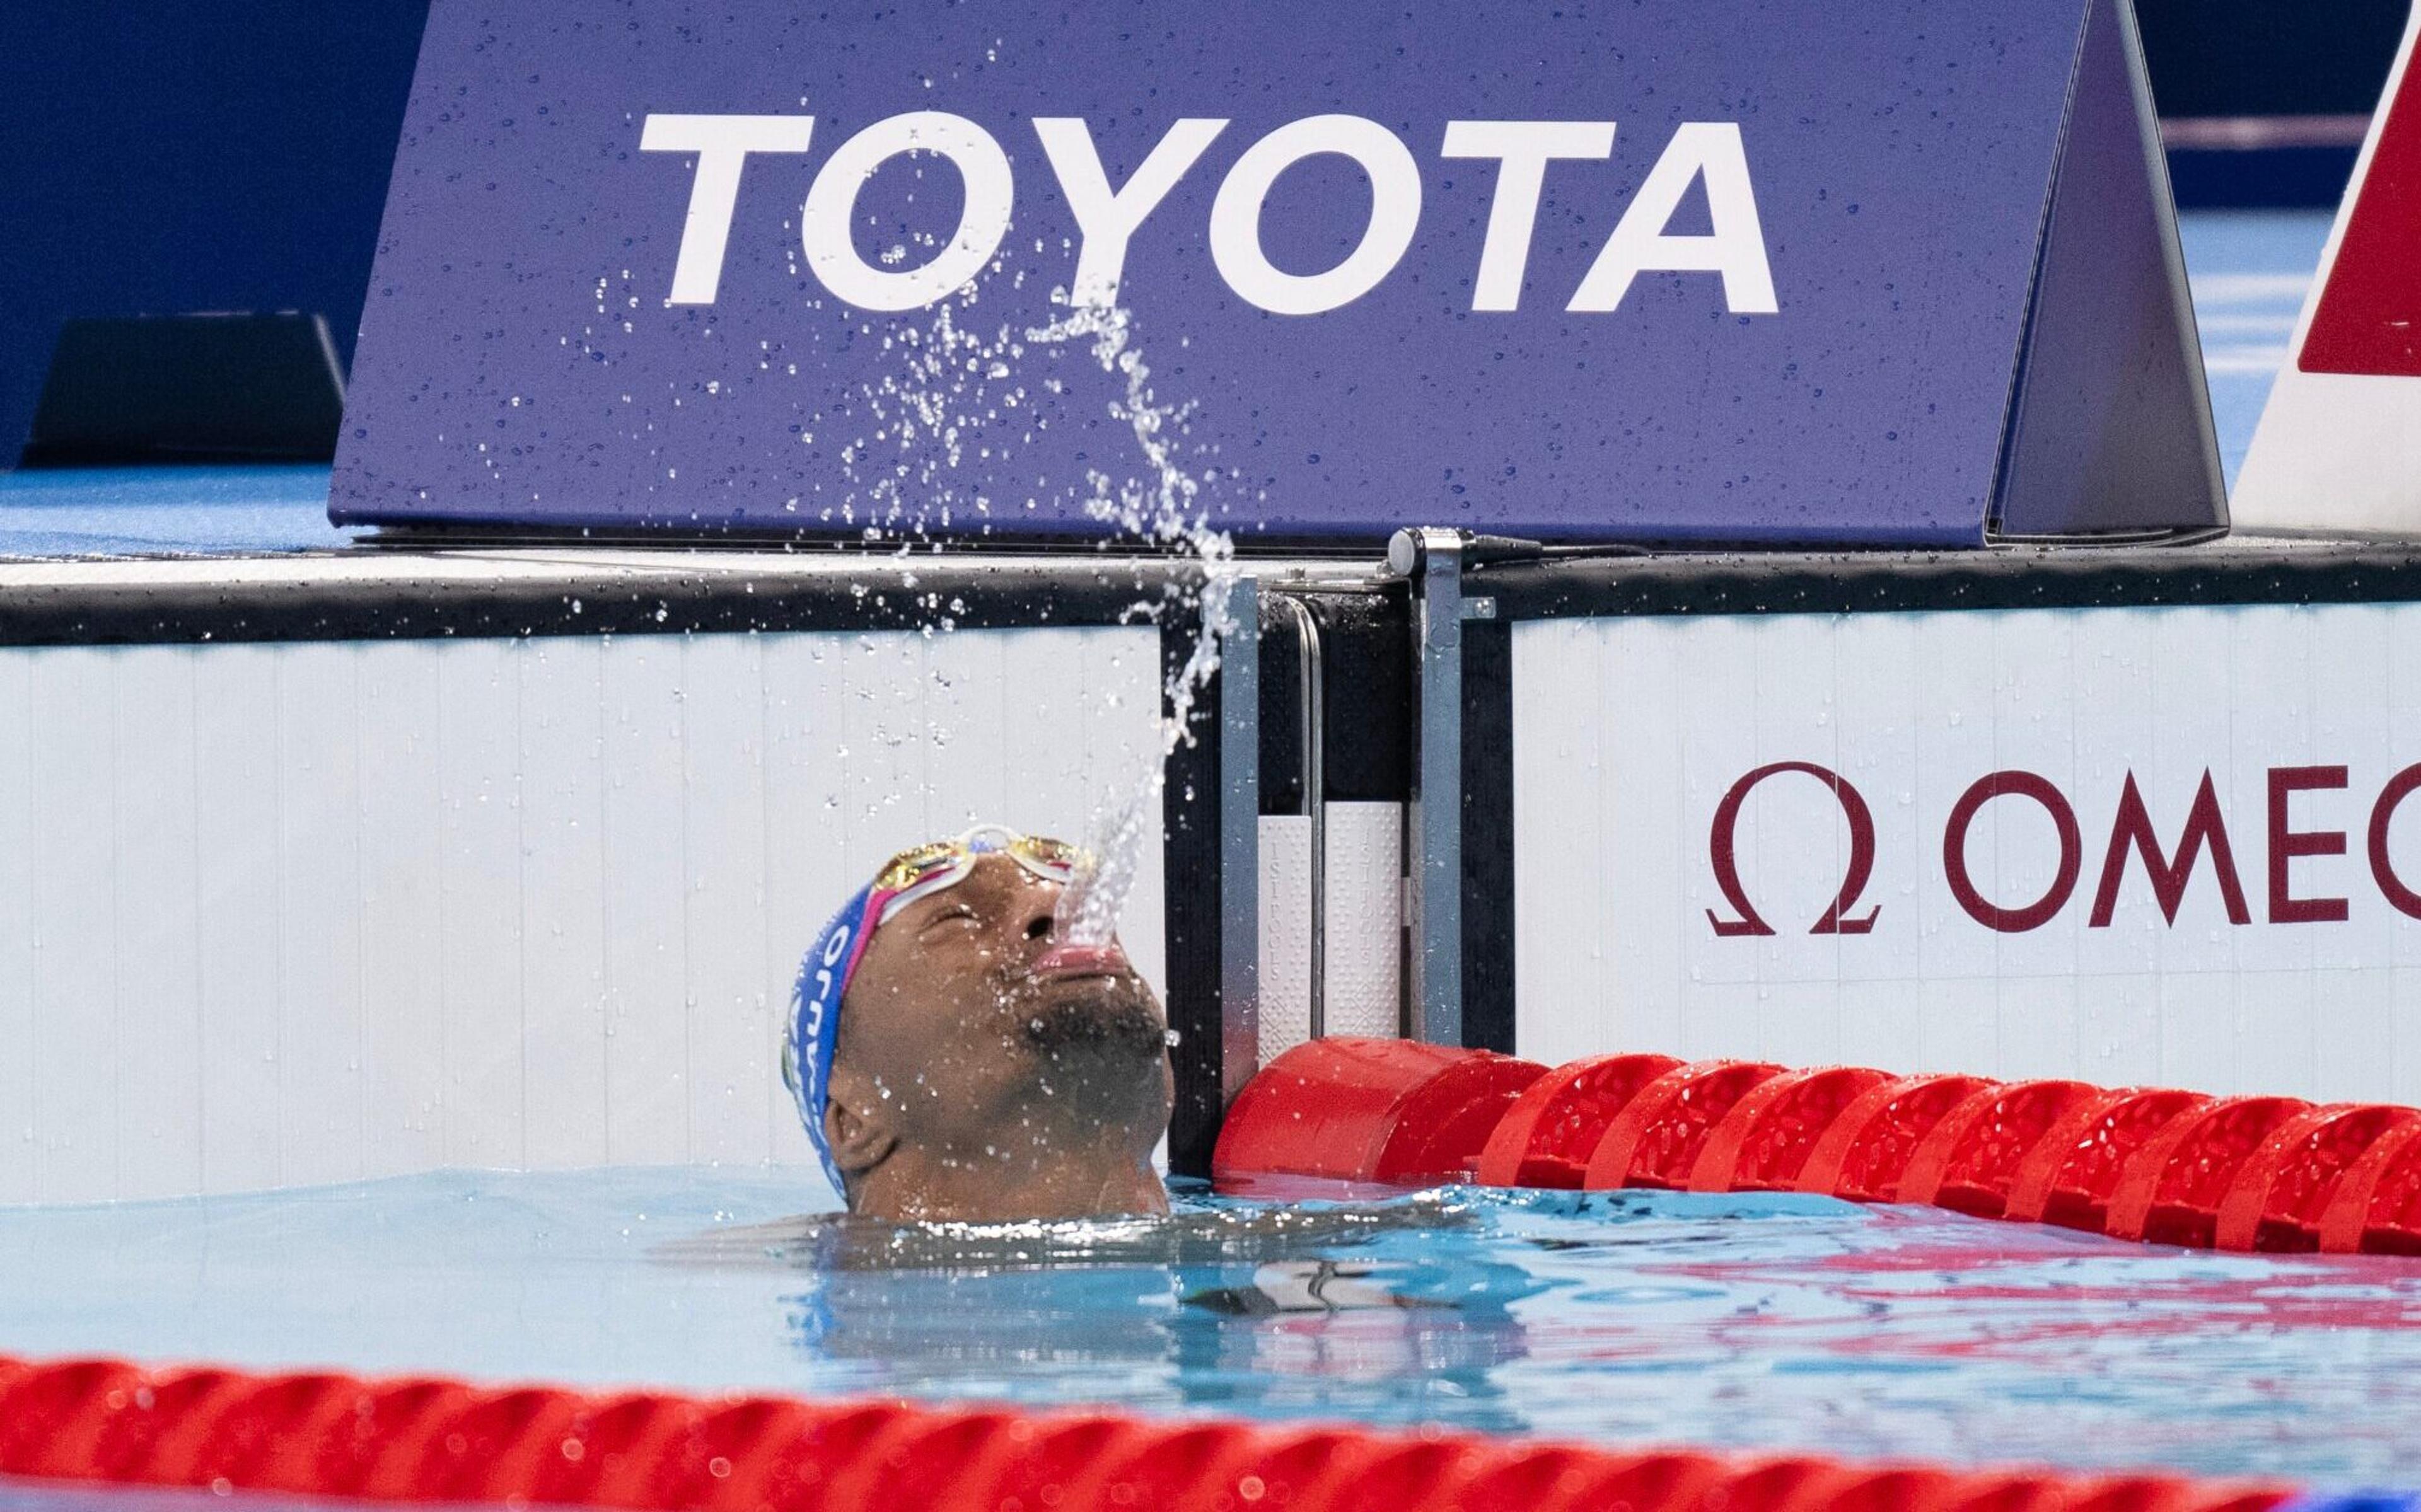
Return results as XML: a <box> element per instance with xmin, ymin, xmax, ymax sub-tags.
<box><xmin>1018</xmin><ymin>977</ymin><xmax>1167</xmax><ymax>1063</ymax></box>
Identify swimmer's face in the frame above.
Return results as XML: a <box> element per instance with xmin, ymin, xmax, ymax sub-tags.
<box><xmin>824</xmin><ymin>851</ymin><xmax>1171</xmax><ymax>1199</ymax></box>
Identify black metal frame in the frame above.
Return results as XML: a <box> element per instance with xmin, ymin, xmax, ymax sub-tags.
<box><xmin>1476</xmin><ymin>541</ymin><xmax>2421</xmax><ymax>622</ymax></box>
<box><xmin>0</xmin><ymin>558</ymin><xmax>1203</xmax><ymax>647</ymax></box>
<box><xmin>1460</xmin><ymin>613</ymin><xmax>1516</xmax><ymax>1055</ymax></box>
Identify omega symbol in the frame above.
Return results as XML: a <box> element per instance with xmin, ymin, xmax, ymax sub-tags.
<box><xmin>1705</xmin><ymin>761</ymin><xmax>1881</xmax><ymax>937</ymax></box>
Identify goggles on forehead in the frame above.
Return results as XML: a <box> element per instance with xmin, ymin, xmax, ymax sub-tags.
<box><xmin>868</xmin><ymin>825</ymin><xmax>1091</xmax><ymax>924</ymax></box>
<box><xmin>784</xmin><ymin>823</ymin><xmax>1093</xmax><ymax>1198</ymax></box>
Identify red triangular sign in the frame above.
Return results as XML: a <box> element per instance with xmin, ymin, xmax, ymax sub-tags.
<box><xmin>2235</xmin><ymin>7</ymin><xmax>2421</xmax><ymax>531</ymax></box>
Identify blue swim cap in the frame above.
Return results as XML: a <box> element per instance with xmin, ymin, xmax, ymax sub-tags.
<box><xmin>785</xmin><ymin>879</ymin><xmax>879</xmax><ymax>1196</ymax></box>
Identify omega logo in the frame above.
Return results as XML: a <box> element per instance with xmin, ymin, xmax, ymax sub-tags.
<box><xmin>1706</xmin><ymin>761</ymin><xmax>2421</xmax><ymax>938</ymax></box>
<box><xmin>1705</xmin><ymin>761</ymin><xmax>1881</xmax><ymax>937</ymax></box>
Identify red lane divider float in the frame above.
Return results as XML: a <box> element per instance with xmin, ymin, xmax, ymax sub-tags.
<box><xmin>1798</xmin><ymin>1074</ymin><xmax>1997</xmax><ymax>1206</ymax></box>
<box><xmin>1585</xmin><ymin>1059</ymin><xmax>1783</xmax><ymax>1192</ymax></box>
<box><xmin>1210</xmin><ymin>1039</ymin><xmax>2421</xmax><ymax>1255</ymax></box>
<box><xmin>1476</xmin><ymin>1052</ymin><xmax>1680</xmax><ymax>1189</ymax></box>
<box><xmin>1215</xmin><ymin>1037</ymin><xmax>1548</xmax><ymax>1189</ymax></box>
<box><xmin>0</xmin><ymin>1353</ymin><xmax>2296</xmax><ymax>1512</ymax></box>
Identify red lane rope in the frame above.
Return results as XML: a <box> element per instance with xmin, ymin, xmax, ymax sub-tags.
<box><xmin>0</xmin><ymin>1354</ymin><xmax>2291</xmax><ymax>1512</ymax></box>
<box><xmin>1212</xmin><ymin>1038</ymin><xmax>2421</xmax><ymax>1254</ymax></box>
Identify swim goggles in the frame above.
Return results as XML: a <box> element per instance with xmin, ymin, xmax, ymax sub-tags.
<box><xmin>785</xmin><ymin>824</ymin><xmax>1093</xmax><ymax>1195</ymax></box>
<box><xmin>866</xmin><ymin>825</ymin><xmax>1091</xmax><ymax>924</ymax></box>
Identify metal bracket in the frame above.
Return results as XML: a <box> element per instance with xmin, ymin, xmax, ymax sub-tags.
<box><xmin>1388</xmin><ymin>528</ymin><xmax>1466</xmax><ymax>1047</ymax></box>
<box><xmin>1267</xmin><ymin>592</ymin><xmax>1327</xmax><ymax>1041</ymax></box>
<box><xmin>1217</xmin><ymin>574</ymin><xmax>1262</xmax><ymax>1106</ymax></box>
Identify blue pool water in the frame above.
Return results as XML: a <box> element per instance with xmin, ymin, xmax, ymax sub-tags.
<box><xmin>2</xmin><ymin>1169</ymin><xmax>2417</xmax><ymax>1488</ymax></box>
<box><xmin>2176</xmin><ymin>211</ymin><xmax>2334</xmax><ymax>487</ymax></box>
<box><xmin>0</xmin><ymin>465</ymin><xmax>354</xmax><ymax>557</ymax></box>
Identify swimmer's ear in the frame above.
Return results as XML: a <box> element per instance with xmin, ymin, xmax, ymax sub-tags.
<box><xmin>823</xmin><ymin>1068</ymin><xmax>897</xmax><ymax>1180</ymax></box>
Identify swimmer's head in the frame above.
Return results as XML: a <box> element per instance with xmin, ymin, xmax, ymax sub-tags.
<box><xmin>786</xmin><ymin>825</ymin><xmax>1173</xmax><ymax>1223</ymax></box>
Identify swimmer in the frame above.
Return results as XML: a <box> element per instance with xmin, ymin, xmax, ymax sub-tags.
<box><xmin>784</xmin><ymin>826</ymin><xmax>1173</xmax><ymax>1223</ymax></box>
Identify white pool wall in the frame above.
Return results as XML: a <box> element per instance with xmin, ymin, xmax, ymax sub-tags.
<box><xmin>1257</xmin><ymin>802</ymin><xmax>1405</xmax><ymax>1060</ymax></box>
<box><xmin>1515</xmin><ymin>600</ymin><xmax>2421</xmax><ymax>1102</ymax></box>
<box><xmin>0</xmin><ymin>608</ymin><xmax>1166</xmax><ymax>1206</ymax></box>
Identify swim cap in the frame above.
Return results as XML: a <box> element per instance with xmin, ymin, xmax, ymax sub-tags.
<box><xmin>786</xmin><ymin>879</ymin><xmax>880</xmax><ymax>1196</ymax></box>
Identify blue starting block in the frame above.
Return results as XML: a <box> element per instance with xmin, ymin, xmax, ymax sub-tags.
<box><xmin>334</xmin><ymin>0</ymin><xmax>2222</xmax><ymax>546</ymax></box>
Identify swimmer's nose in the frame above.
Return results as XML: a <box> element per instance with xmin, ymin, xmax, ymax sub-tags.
<box><xmin>1018</xmin><ymin>905</ymin><xmax>1062</xmax><ymax>971</ymax></box>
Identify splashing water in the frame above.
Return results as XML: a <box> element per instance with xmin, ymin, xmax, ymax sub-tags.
<box><xmin>826</xmin><ymin>258</ymin><xmax>1237</xmax><ymax>952</ymax></box>
<box><xmin>1022</xmin><ymin>296</ymin><xmax>1239</xmax><ymax>947</ymax></box>
<box><xmin>829</xmin><ymin>275</ymin><xmax>1031</xmax><ymax>536</ymax></box>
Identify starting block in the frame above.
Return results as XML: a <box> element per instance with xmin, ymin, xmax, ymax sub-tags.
<box><xmin>333</xmin><ymin>0</ymin><xmax>2222</xmax><ymax>546</ymax></box>
<box><xmin>2234</xmin><ymin>6</ymin><xmax>2421</xmax><ymax>536</ymax></box>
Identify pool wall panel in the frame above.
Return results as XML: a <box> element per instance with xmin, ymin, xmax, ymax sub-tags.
<box><xmin>1257</xmin><ymin>814</ymin><xmax>1311</xmax><ymax>1061</ymax></box>
<box><xmin>31</xmin><ymin>650</ymin><xmax>119</xmax><ymax>1203</ymax></box>
<box><xmin>680</xmin><ymin>635</ymin><xmax>774</xmax><ymax>1168</ymax></box>
<box><xmin>437</xmin><ymin>638</ymin><xmax>529</xmax><ymax>1172</ymax></box>
<box><xmin>1512</xmin><ymin>603</ymin><xmax>2421</xmax><ymax>1104</ymax></box>
<box><xmin>600</xmin><ymin>635</ymin><xmax>695</xmax><ymax>1170</ymax></box>
<box><xmin>0</xmin><ymin>655</ymin><xmax>28</xmax><ymax>1205</ymax></box>
<box><xmin>111</xmin><ymin>647</ymin><xmax>204</xmax><ymax>1203</ymax></box>
<box><xmin>1257</xmin><ymin>803</ymin><xmax>1405</xmax><ymax>1063</ymax></box>
<box><xmin>359</xmin><ymin>642</ymin><xmax>447</xmax><ymax>1180</ymax></box>
<box><xmin>279</xmin><ymin>642</ymin><xmax>370</xmax><ymax>1189</ymax></box>
<box><xmin>1321</xmin><ymin>804</ymin><xmax>1407</xmax><ymax>1043</ymax></box>
<box><xmin>520</xmin><ymin>636</ymin><xmax>610</xmax><ymax>1173</ymax></box>
<box><xmin>195</xmin><ymin>649</ymin><xmax>286</xmax><ymax>1195</ymax></box>
<box><xmin>0</xmin><ymin>624</ymin><xmax>1164</xmax><ymax>1206</ymax></box>
<box><xmin>758</xmin><ymin>633</ymin><xmax>848</xmax><ymax>1168</ymax></box>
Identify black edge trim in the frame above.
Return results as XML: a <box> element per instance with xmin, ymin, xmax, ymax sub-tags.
<box><xmin>1481</xmin><ymin>543</ymin><xmax>2421</xmax><ymax>621</ymax></box>
<box><xmin>1257</xmin><ymin>594</ymin><xmax>1308</xmax><ymax>816</ymax></box>
<box><xmin>357</xmin><ymin>523</ymin><xmax>1403</xmax><ymax>560</ymax></box>
<box><xmin>1317</xmin><ymin>589</ymin><xmax>1414</xmax><ymax>804</ymax></box>
<box><xmin>1161</xmin><ymin>606</ymin><xmax>1224</xmax><ymax>1178</ymax></box>
<box><xmin>0</xmin><ymin>560</ymin><xmax>1207</xmax><ymax>648</ymax></box>
<box><xmin>1461</xmin><ymin>618</ymin><xmax>1516</xmax><ymax>1054</ymax></box>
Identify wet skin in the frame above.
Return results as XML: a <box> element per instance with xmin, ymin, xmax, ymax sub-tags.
<box><xmin>822</xmin><ymin>852</ymin><xmax>1174</xmax><ymax>1223</ymax></box>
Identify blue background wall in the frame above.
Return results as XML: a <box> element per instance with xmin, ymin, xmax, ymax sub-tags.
<box><xmin>0</xmin><ymin>1</ymin><xmax>430</xmax><ymax>465</ymax></box>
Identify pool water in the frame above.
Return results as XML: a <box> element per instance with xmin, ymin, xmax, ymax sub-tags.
<box><xmin>3</xmin><ymin>1168</ymin><xmax>2417</xmax><ymax>1489</ymax></box>
<box><xmin>2176</xmin><ymin>210</ymin><xmax>2331</xmax><ymax>487</ymax></box>
<box><xmin>0</xmin><ymin>465</ymin><xmax>353</xmax><ymax>557</ymax></box>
